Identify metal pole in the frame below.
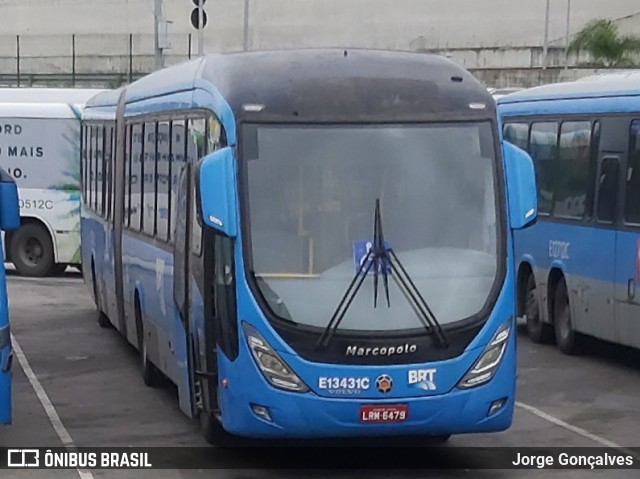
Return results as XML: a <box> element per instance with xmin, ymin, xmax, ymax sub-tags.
<box><xmin>16</xmin><ymin>35</ymin><xmax>20</xmax><ymax>87</ymax></box>
<box><xmin>154</xmin><ymin>0</ymin><xmax>164</xmax><ymax>70</ymax></box>
<box><xmin>564</xmin><ymin>0</ymin><xmax>571</xmax><ymax>69</ymax></box>
<box><xmin>243</xmin><ymin>0</ymin><xmax>249</xmax><ymax>51</ymax></box>
<box><xmin>198</xmin><ymin>0</ymin><xmax>204</xmax><ymax>56</ymax></box>
<box><xmin>129</xmin><ymin>34</ymin><xmax>133</xmax><ymax>83</ymax></box>
<box><xmin>72</xmin><ymin>34</ymin><xmax>76</xmax><ymax>86</ymax></box>
<box><xmin>542</xmin><ymin>0</ymin><xmax>550</xmax><ymax>70</ymax></box>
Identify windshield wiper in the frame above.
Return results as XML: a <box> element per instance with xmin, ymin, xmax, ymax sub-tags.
<box><xmin>316</xmin><ymin>198</ymin><xmax>449</xmax><ymax>350</ymax></box>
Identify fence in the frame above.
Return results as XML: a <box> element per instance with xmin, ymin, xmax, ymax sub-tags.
<box><xmin>0</xmin><ymin>34</ymin><xmax>198</xmax><ymax>88</ymax></box>
<box><xmin>0</xmin><ymin>33</ymin><xmax>633</xmax><ymax>88</ymax></box>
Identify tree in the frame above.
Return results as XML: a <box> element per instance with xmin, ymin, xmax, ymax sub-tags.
<box><xmin>568</xmin><ymin>19</ymin><xmax>640</xmax><ymax>67</ymax></box>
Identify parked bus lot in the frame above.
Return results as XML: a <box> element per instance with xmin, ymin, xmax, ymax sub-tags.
<box><xmin>1</xmin><ymin>272</ymin><xmax>639</xmax><ymax>477</ymax></box>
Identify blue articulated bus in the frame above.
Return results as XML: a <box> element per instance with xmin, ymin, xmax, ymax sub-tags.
<box><xmin>81</xmin><ymin>49</ymin><xmax>536</xmax><ymax>442</ymax></box>
<box><xmin>0</xmin><ymin>167</ymin><xmax>21</xmax><ymax>425</ymax></box>
<box><xmin>499</xmin><ymin>72</ymin><xmax>640</xmax><ymax>355</ymax></box>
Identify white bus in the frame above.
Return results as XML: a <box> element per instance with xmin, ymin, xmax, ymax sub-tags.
<box><xmin>0</xmin><ymin>88</ymin><xmax>103</xmax><ymax>276</ymax></box>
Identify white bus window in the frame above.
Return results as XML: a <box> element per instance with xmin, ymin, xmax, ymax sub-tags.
<box><xmin>130</xmin><ymin>123</ymin><xmax>143</xmax><ymax>231</ymax></box>
<box><xmin>156</xmin><ymin>122</ymin><xmax>171</xmax><ymax>241</ymax></box>
<box><xmin>143</xmin><ymin>122</ymin><xmax>157</xmax><ymax>236</ymax></box>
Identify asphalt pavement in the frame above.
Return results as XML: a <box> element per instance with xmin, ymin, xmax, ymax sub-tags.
<box><xmin>1</xmin><ymin>271</ymin><xmax>640</xmax><ymax>478</ymax></box>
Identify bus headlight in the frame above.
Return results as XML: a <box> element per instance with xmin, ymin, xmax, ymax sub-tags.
<box><xmin>242</xmin><ymin>322</ymin><xmax>309</xmax><ymax>393</ymax></box>
<box><xmin>457</xmin><ymin>319</ymin><xmax>511</xmax><ymax>389</ymax></box>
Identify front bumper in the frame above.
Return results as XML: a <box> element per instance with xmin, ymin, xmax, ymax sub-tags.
<box><xmin>217</xmin><ymin>337</ymin><xmax>516</xmax><ymax>439</ymax></box>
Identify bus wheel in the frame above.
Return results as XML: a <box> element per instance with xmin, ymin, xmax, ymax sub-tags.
<box><xmin>553</xmin><ymin>280</ymin><xmax>580</xmax><ymax>355</ymax></box>
<box><xmin>200</xmin><ymin>411</ymin><xmax>230</xmax><ymax>445</ymax></box>
<box><xmin>136</xmin><ymin>304</ymin><xmax>162</xmax><ymax>387</ymax></box>
<box><xmin>10</xmin><ymin>223</ymin><xmax>54</xmax><ymax>277</ymax></box>
<box><xmin>91</xmin><ymin>265</ymin><xmax>111</xmax><ymax>329</ymax></box>
<box><xmin>524</xmin><ymin>275</ymin><xmax>552</xmax><ymax>343</ymax></box>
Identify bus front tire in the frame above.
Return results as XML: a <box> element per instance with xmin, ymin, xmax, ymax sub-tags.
<box><xmin>10</xmin><ymin>223</ymin><xmax>55</xmax><ymax>277</ymax></box>
<box><xmin>137</xmin><ymin>313</ymin><xmax>162</xmax><ymax>388</ymax></box>
<box><xmin>200</xmin><ymin>411</ymin><xmax>230</xmax><ymax>445</ymax></box>
<box><xmin>553</xmin><ymin>280</ymin><xmax>580</xmax><ymax>355</ymax></box>
<box><xmin>524</xmin><ymin>275</ymin><xmax>553</xmax><ymax>343</ymax></box>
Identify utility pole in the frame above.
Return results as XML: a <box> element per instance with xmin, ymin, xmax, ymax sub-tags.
<box><xmin>154</xmin><ymin>0</ymin><xmax>164</xmax><ymax>70</ymax></box>
<box><xmin>564</xmin><ymin>0</ymin><xmax>572</xmax><ymax>69</ymax></box>
<box><xmin>542</xmin><ymin>0</ymin><xmax>551</xmax><ymax>70</ymax></box>
<box><xmin>198</xmin><ymin>0</ymin><xmax>204</xmax><ymax>56</ymax></box>
<box><xmin>243</xmin><ymin>0</ymin><xmax>249</xmax><ymax>51</ymax></box>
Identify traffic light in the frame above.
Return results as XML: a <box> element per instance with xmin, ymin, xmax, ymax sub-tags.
<box><xmin>191</xmin><ymin>0</ymin><xmax>207</xmax><ymax>29</ymax></box>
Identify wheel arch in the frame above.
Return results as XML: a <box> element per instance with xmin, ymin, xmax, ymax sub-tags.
<box><xmin>516</xmin><ymin>261</ymin><xmax>535</xmax><ymax>319</ymax></box>
<box><xmin>547</xmin><ymin>266</ymin><xmax>567</xmax><ymax>325</ymax></box>
<box><xmin>5</xmin><ymin>216</ymin><xmax>58</xmax><ymax>263</ymax></box>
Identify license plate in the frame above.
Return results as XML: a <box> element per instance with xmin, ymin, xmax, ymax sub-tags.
<box><xmin>360</xmin><ymin>404</ymin><xmax>408</xmax><ymax>423</ymax></box>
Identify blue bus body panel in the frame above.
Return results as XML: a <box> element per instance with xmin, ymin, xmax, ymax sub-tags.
<box><xmin>0</xmin><ymin>240</ymin><xmax>11</xmax><ymax>425</ymax></box>
<box><xmin>215</xmin><ymin>255</ymin><xmax>516</xmax><ymax>437</ymax></box>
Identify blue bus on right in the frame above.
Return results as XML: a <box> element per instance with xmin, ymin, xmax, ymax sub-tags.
<box><xmin>498</xmin><ymin>72</ymin><xmax>640</xmax><ymax>355</ymax></box>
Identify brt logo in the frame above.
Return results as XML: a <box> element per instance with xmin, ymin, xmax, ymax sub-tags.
<box><xmin>408</xmin><ymin>368</ymin><xmax>437</xmax><ymax>391</ymax></box>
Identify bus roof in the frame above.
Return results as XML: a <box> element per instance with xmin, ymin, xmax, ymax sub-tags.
<box><xmin>0</xmin><ymin>88</ymin><xmax>104</xmax><ymax>104</ymax></box>
<box><xmin>0</xmin><ymin>88</ymin><xmax>105</xmax><ymax>120</ymax></box>
<box><xmin>498</xmin><ymin>70</ymin><xmax>640</xmax><ymax>104</ymax></box>
<box><xmin>85</xmin><ymin>49</ymin><xmax>494</xmax><ymax>122</ymax></box>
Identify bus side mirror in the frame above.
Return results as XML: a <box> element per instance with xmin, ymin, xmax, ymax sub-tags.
<box><xmin>503</xmin><ymin>141</ymin><xmax>537</xmax><ymax>230</ymax></box>
<box><xmin>0</xmin><ymin>169</ymin><xmax>19</xmax><ymax>231</ymax></box>
<box><xmin>198</xmin><ymin>147</ymin><xmax>238</xmax><ymax>238</ymax></box>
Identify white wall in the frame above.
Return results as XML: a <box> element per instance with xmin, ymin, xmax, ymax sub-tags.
<box><xmin>0</xmin><ymin>0</ymin><xmax>638</xmax><ymax>50</ymax></box>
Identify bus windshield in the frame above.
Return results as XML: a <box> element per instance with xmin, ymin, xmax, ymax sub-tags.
<box><xmin>244</xmin><ymin>122</ymin><xmax>500</xmax><ymax>332</ymax></box>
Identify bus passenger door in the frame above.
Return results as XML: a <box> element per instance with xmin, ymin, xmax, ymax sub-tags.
<box><xmin>615</xmin><ymin>119</ymin><xmax>640</xmax><ymax>348</ymax></box>
<box><xmin>586</xmin><ymin>118</ymin><xmax>623</xmax><ymax>343</ymax></box>
<box><xmin>173</xmin><ymin>165</ymin><xmax>191</xmax><ymax>341</ymax></box>
<box><xmin>173</xmin><ymin>161</ymin><xmax>218</xmax><ymax>418</ymax></box>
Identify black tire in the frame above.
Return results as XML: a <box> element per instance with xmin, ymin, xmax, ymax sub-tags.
<box><xmin>553</xmin><ymin>280</ymin><xmax>580</xmax><ymax>355</ymax></box>
<box><xmin>136</xmin><ymin>301</ymin><xmax>163</xmax><ymax>387</ymax></box>
<box><xmin>9</xmin><ymin>223</ymin><xmax>55</xmax><ymax>277</ymax></box>
<box><xmin>92</xmin><ymin>265</ymin><xmax>112</xmax><ymax>329</ymax></box>
<box><xmin>200</xmin><ymin>411</ymin><xmax>231</xmax><ymax>445</ymax></box>
<box><xmin>524</xmin><ymin>275</ymin><xmax>553</xmax><ymax>343</ymax></box>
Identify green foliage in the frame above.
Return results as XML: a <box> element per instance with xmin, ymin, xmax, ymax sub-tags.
<box><xmin>569</xmin><ymin>19</ymin><xmax>640</xmax><ymax>67</ymax></box>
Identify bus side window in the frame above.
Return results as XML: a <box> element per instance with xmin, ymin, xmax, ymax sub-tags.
<box><xmin>529</xmin><ymin>122</ymin><xmax>558</xmax><ymax>215</ymax></box>
<box><xmin>554</xmin><ymin>121</ymin><xmax>591</xmax><ymax>219</ymax></box>
<box><xmin>624</xmin><ymin>120</ymin><xmax>640</xmax><ymax>225</ymax></box>
<box><xmin>170</xmin><ymin>120</ymin><xmax>187</xmax><ymax>243</ymax></box>
<box><xmin>104</xmin><ymin>125</ymin><xmax>114</xmax><ymax>221</ymax></box>
<box><xmin>130</xmin><ymin>123</ymin><xmax>144</xmax><ymax>231</ymax></box>
<box><xmin>503</xmin><ymin>122</ymin><xmax>529</xmax><ymax>151</ymax></box>
<box><xmin>156</xmin><ymin>122</ymin><xmax>171</xmax><ymax>241</ymax></box>
<box><xmin>143</xmin><ymin>122</ymin><xmax>157</xmax><ymax>236</ymax></box>
<box><xmin>597</xmin><ymin>156</ymin><xmax>619</xmax><ymax>223</ymax></box>
<box><xmin>124</xmin><ymin>124</ymin><xmax>132</xmax><ymax>227</ymax></box>
<box><xmin>186</xmin><ymin>118</ymin><xmax>204</xmax><ymax>255</ymax></box>
<box><xmin>81</xmin><ymin>125</ymin><xmax>87</xmax><ymax>203</ymax></box>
